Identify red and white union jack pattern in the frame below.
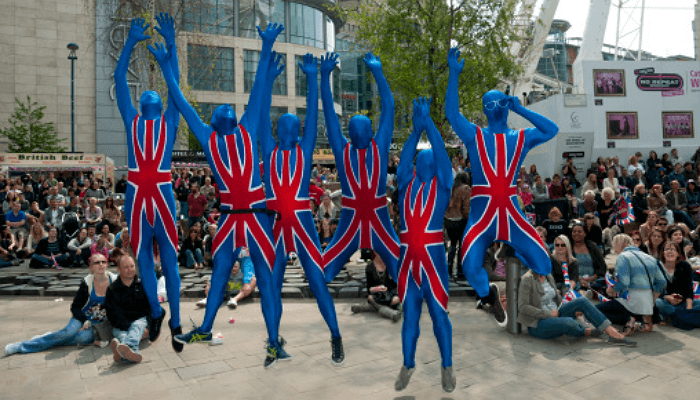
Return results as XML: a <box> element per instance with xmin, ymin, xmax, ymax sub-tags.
<box><xmin>398</xmin><ymin>177</ymin><xmax>448</xmax><ymax>310</ymax></box>
<box><xmin>462</xmin><ymin>128</ymin><xmax>547</xmax><ymax>260</ymax></box>
<box><xmin>128</xmin><ymin>115</ymin><xmax>178</xmax><ymax>254</ymax></box>
<box><xmin>208</xmin><ymin>125</ymin><xmax>275</xmax><ymax>270</ymax></box>
<box><xmin>266</xmin><ymin>145</ymin><xmax>322</xmax><ymax>269</ymax></box>
<box><xmin>323</xmin><ymin>140</ymin><xmax>399</xmax><ymax>265</ymax></box>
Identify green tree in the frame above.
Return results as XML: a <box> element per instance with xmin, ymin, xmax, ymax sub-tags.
<box><xmin>334</xmin><ymin>0</ymin><xmax>524</xmax><ymax>144</ymax></box>
<box><xmin>0</xmin><ymin>97</ymin><xmax>67</xmax><ymax>153</ymax></box>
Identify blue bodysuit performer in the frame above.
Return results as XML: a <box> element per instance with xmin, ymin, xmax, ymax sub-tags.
<box><xmin>150</xmin><ymin>24</ymin><xmax>290</xmax><ymax>368</ymax></box>
<box><xmin>259</xmin><ymin>53</ymin><xmax>344</xmax><ymax>365</ymax></box>
<box><xmin>320</xmin><ymin>52</ymin><xmax>400</xmax><ymax>283</ymax></box>
<box><xmin>115</xmin><ymin>15</ymin><xmax>182</xmax><ymax>352</ymax></box>
<box><xmin>394</xmin><ymin>98</ymin><xmax>455</xmax><ymax>393</ymax></box>
<box><xmin>446</xmin><ymin>48</ymin><xmax>558</xmax><ymax>318</ymax></box>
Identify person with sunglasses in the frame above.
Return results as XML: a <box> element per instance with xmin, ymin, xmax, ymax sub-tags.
<box><xmin>446</xmin><ymin>47</ymin><xmax>559</xmax><ymax>324</ymax></box>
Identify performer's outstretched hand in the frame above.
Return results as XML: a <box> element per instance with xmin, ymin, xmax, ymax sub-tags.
<box><xmin>412</xmin><ymin>97</ymin><xmax>431</xmax><ymax>132</ymax></box>
<box><xmin>257</xmin><ymin>22</ymin><xmax>285</xmax><ymax>45</ymax></box>
<box><xmin>363</xmin><ymin>52</ymin><xmax>382</xmax><ymax>73</ymax></box>
<box><xmin>267</xmin><ymin>51</ymin><xmax>286</xmax><ymax>79</ymax></box>
<box><xmin>299</xmin><ymin>53</ymin><xmax>317</xmax><ymax>76</ymax></box>
<box><xmin>320</xmin><ymin>52</ymin><xmax>339</xmax><ymax>76</ymax></box>
<box><xmin>154</xmin><ymin>12</ymin><xmax>176</xmax><ymax>45</ymax></box>
<box><xmin>129</xmin><ymin>18</ymin><xmax>151</xmax><ymax>42</ymax></box>
<box><xmin>448</xmin><ymin>47</ymin><xmax>464</xmax><ymax>74</ymax></box>
<box><xmin>147</xmin><ymin>43</ymin><xmax>171</xmax><ymax>66</ymax></box>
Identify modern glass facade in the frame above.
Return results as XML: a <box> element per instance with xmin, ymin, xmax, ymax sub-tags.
<box><xmin>244</xmin><ymin>50</ymin><xmax>287</xmax><ymax>95</ymax></box>
<box><xmin>187</xmin><ymin>45</ymin><xmax>235</xmax><ymax>92</ymax></box>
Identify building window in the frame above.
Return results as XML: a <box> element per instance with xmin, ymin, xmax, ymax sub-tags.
<box><xmin>289</xmin><ymin>2</ymin><xmax>324</xmax><ymax>49</ymax></box>
<box><xmin>183</xmin><ymin>0</ymin><xmax>235</xmax><ymax>36</ymax></box>
<box><xmin>188</xmin><ymin>45</ymin><xmax>235</xmax><ymax>92</ymax></box>
<box><xmin>239</xmin><ymin>0</ymin><xmax>286</xmax><ymax>41</ymax></box>
<box><xmin>244</xmin><ymin>50</ymin><xmax>286</xmax><ymax>95</ymax></box>
<box><xmin>295</xmin><ymin>55</ymin><xmax>307</xmax><ymax>97</ymax></box>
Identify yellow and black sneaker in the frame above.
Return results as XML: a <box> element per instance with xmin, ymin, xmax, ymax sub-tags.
<box><xmin>173</xmin><ymin>327</ymin><xmax>212</xmax><ymax>345</ymax></box>
<box><xmin>264</xmin><ymin>344</ymin><xmax>279</xmax><ymax>369</ymax></box>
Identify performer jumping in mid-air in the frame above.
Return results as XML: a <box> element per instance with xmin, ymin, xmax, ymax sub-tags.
<box><xmin>259</xmin><ymin>53</ymin><xmax>344</xmax><ymax>365</ymax></box>
<box><xmin>320</xmin><ymin>52</ymin><xmax>400</xmax><ymax>283</ymax></box>
<box><xmin>115</xmin><ymin>15</ymin><xmax>182</xmax><ymax>352</ymax></box>
<box><xmin>446</xmin><ymin>47</ymin><xmax>558</xmax><ymax>321</ymax></box>
<box><xmin>394</xmin><ymin>98</ymin><xmax>455</xmax><ymax>393</ymax></box>
<box><xmin>150</xmin><ymin>23</ymin><xmax>289</xmax><ymax>368</ymax></box>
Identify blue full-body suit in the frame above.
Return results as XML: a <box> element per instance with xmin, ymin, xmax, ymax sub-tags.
<box><xmin>259</xmin><ymin>54</ymin><xmax>341</xmax><ymax>339</ymax></box>
<box><xmin>151</xmin><ymin>25</ymin><xmax>287</xmax><ymax>347</ymax></box>
<box><xmin>445</xmin><ymin>48</ymin><xmax>558</xmax><ymax>299</ymax></box>
<box><xmin>396</xmin><ymin>98</ymin><xmax>453</xmax><ymax>371</ymax></box>
<box><xmin>115</xmin><ymin>16</ymin><xmax>181</xmax><ymax>334</ymax></box>
<box><xmin>320</xmin><ymin>53</ymin><xmax>400</xmax><ymax>283</ymax></box>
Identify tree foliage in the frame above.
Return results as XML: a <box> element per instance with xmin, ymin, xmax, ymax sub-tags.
<box><xmin>334</xmin><ymin>0</ymin><xmax>523</xmax><ymax>143</ymax></box>
<box><xmin>0</xmin><ymin>97</ymin><xmax>67</xmax><ymax>153</ymax></box>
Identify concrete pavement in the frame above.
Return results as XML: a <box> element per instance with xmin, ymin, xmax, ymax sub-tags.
<box><xmin>2</xmin><ymin>295</ymin><xmax>700</xmax><ymax>400</ymax></box>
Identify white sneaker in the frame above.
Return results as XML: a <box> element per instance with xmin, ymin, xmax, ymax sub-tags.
<box><xmin>227</xmin><ymin>299</ymin><xmax>238</xmax><ymax>309</ymax></box>
<box><xmin>210</xmin><ymin>332</ymin><xmax>224</xmax><ymax>346</ymax></box>
<box><xmin>4</xmin><ymin>342</ymin><xmax>20</xmax><ymax>356</ymax></box>
<box><xmin>196</xmin><ymin>298</ymin><xmax>207</xmax><ymax>308</ymax></box>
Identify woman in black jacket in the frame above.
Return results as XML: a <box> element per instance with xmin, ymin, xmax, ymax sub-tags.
<box><xmin>4</xmin><ymin>254</ymin><xmax>116</xmax><ymax>355</ymax></box>
<box><xmin>655</xmin><ymin>241</ymin><xmax>700</xmax><ymax>320</ymax></box>
<box><xmin>180</xmin><ymin>228</ymin><xmax>205</xmax><ymax>270</ymax></box>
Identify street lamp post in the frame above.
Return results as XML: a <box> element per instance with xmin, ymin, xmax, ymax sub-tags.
<box><xmin>67</xmin><ymin>43</ymin><xmax>79</xmax><ymax>153</ymax></box>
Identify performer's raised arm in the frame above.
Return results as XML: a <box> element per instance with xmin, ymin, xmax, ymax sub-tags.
<box><xmin>299</xmin><ymin>53</ymin><xmax>319</xmax><ymax>154</ymax></box>
<box><xmin>365</xmin><ymin>53</ymin><xmax>394</xmax><ymax>152</ymax></box>
<box><xmin>421</xmin><ymin>98</ymin><xmax>453</xmax><ymax>190</ymax></box>
<box><xmin>509</xmin><ymin>96</ymin><xmax>559</xmax><ymax>148</ymax></box>
<box><xmin>259</xmin><ymin>51</ymin><xmax>285</xmax><ymax>158</ymax></box>
<box><xmin>148</xmin><ymin>44</ymin><xmax>208</xmax><ymax>144</ymax></box>
<box><xmin>115</xmin><ymin>18</ymin><xmax>150</xmax><ymax>124</ymax></box>
<box><xmin>154</xmin><ymin>12</ymin><xmax>180</xmax><ymax>128</ymax></box>
<box><xmin>397</xmin><ymin>99</ymin><xmax>423</xmax><ymax>194</ymax></box>
<box><xmin>320</xmin><ymin>52</ymin><xmax>346</xmax><ymax>156</ymax></box>
<box><xmin>239</xmin><ymin>23</ymin><xmax>284</xmax><ymax>136</ymax></box>
<box><xmin>445</xmin><ymin>47</ymin><xmax>477</xmax><ymax>144</ymax></box>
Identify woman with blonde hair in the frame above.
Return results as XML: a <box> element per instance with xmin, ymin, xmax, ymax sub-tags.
<box><xmin>550</xmin><ymin>235</ymin><xmax>579</xmax><ymax>292</ymax></box>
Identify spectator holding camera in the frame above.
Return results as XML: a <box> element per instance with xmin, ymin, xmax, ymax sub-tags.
<box><xmin>351</xmin><ymin>251</ymin><xmax>401</xmax><ymax>321</ymax></box>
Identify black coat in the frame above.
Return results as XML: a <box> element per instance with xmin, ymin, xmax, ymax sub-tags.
<box><xmin>105</xmin><ymin>277</ymin><xmax>151</xmax><ymax>331</ymax></box>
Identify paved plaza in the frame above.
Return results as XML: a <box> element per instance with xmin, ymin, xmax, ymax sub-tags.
<box><xmin>2</xmin><ymin>293</ymin><xmax>700</xmax><ymax>400</ymax></box>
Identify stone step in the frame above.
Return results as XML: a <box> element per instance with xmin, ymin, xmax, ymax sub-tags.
<box><xmin>46</xmin><ymin>286</ymin><xmax>80</xmax><ymax>297</ymax></box>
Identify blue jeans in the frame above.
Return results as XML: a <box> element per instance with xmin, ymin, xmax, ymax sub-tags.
<box><xmin>672</xmin><ymin>210</ymin><xmax>696</xmax><ymax>229</ymax></box>
<box><xmin>655</xmin><ymin>298</ymin><xmax>700</xmax><ymax>319</ymax></box>
<box><xmin>16</xmin><ymin>318</ymin><xmax>95</xmax><ymax>353</ymax></box>
<box><xmin>185</xmin><ymin>248</ymin><xmax>204</xmax><ymax>268</ymax></box>
<box><xmin>113</xmin><ymin>316</ymin><xmax>147</xmax><ymax>353</ymax></box>
<box><xmin>528</xmin><ymin>297</ymin><xmax>612</xmax><ymax>340</ymax></box>
<box><xmin>188</xmin><ymin>216</ymin><xmax>202</xmax><ymax>228</ymax></box>
<box><xmin>69</xmin><ymin>249</ymin><xmax>91</xmax><ymax>267</ymax></box>
<box><xmin>179</xmin><ymin>201</ymin><xmax>189</xmax><ymax>220</ymax></box>
<box><xmin>30</xmin><ymin>254</ymin><xmax>69</xmax><ymax>268</ymax></box>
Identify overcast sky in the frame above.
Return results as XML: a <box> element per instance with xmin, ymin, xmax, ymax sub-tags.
<box><xmin>540</xmin><ymin>0</ymin><xmax>697</xmax><ymax>58</ymax></box>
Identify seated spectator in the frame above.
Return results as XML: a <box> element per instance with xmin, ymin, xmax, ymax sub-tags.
<box><xmin>87</xmin><ymin>225</ymin><xmax>98</xmax><ymax>243</ymax></box>
<box><xmin>46</xmin><ymin>185</ymin><xmax>66</xmax><ymax>207</ymax></box>
<box><xmin>28</xmin><ymin>201</ymin><xmax>45</xmax><ymax>226</ymax></box>
<box><xmin>98</xmin><ymin>224</ymin><xmax>115</xmax><ymax>251</ymax></box>
<box><xmin>206</xmin><ymin>206</ymin><xmax>220</xmax><ymax>226</ymax></box>
<box><xmin>639</xmin><ymin>211</ymin><xmax>659</xmax><ymax>244</ymax></box>
<box><xmin>114</xmin><ymin>228</ymin><xmax>134</xmax><ymax>259</ymax></box>
<box><xmin>521</xmin><ymin>184</ymin><xmax>534</xmax><ymax>213</ymax></box>
<box><xmin>30</xmin><ymin>226</ymin><xmax>69</xmax><ymax>269</ymax></box>
<box><xmin>483</xmin><ymin>243</ymin><xmax>507</xmax><ymax>292</ymax></box>
<box><xmin>666</xmin><ymin>180</ymin><xmax>696</xmax><ymax>229</ymax></box>
<box><xmin>100</xmin><ymin>197</ymin><xmax>121</xmax><ymax>233</ymax></box>
<box><xmin>2</xmin><ymin>191</ymin><xmax>18</xmax><ymax>214</ymax></box>
<box><xmin>37</xmin><ymin>180</ymin><xmax>50</xmax><ymax>209</ymax></box>
<box><xmin>542</xmin><ymin>207</ymin><xmax>569</xmax><ymax>246</ymax></box>
<box><xmin>517</xmin><ymin>268</ymin><xmax>635</xmax><ymax>345</ymax></box>
<box><xmin>350</xmin><ymin>250</ymin><xmax>401</xmax><ymax>321</ymax></box>
<box><xmin>631</xmin><ymin>184</ymin><xmax>649</xmax><ymax>226</ymax></box>
<box><xmin>597</xmin><ymin>188</ymin><xmax>617</xmax><ymax>229</ymax></box>
<box><xmin>106</xmin><ymin>255</ymin><xmax>151</xmax><ymax>363</ymax></box>
<box><xmin>84</xmin><ymin>180</ymin><xmax>106</xmax><ymax>200</ymax></box>
<box><xmin>309</xmin><ymin>179</ymin><xmax>324</xmax><ymax>204</ymax></box>
<box><xmin>196</xmin><ymin>247</ymin><xmax>256</xmax><ymax>309</ymax></box>
<box><xmin>0</xmin><ymin>225</ymin><xmax>22</xmax><ymax>267</ymax></box>
<box><xmin>22</xmin><ymin>184</ymin><xmax>35</xmax><ymax>204</ymax></box>
<box><xmin>44</xmin><ymin>198</ymin><xmax>66</xmax><ymax>231</ymax></box>
<box><xmin>596</xmin><ymin>234</ymin><xmax>665</xmax><ymax>335</ymax></box>
<box><xmin>667</xmin><ymin>224</ymin><xmax>693</xmax><ymax>260</ymax></box>
<box><xmin>618</xmin><ymin>168</ymin><xmax>634</xmax><ymax>192</ymax></box>
<box><xmin>656</xmin><ymin>240</ymin><xmax>700</xmax><ymax>321</ymax></box>
<box><xmin>682</xmin><ymin>162</ymin><xmax>696</xmax><ymax>183</ymax></box>
<box><xmin>627</xmin><ymin>154</ymin><xmax>645</xmax><ymax>177</ymax></box>
<box><xmin>686</xmin><ymin>180</ymin><xmax>700</xmax><ymax>221</ymax></box>
<box><xmin>63</xmin><ymin>195</ymin><xmax>84</xmax><ymax>220</ymax></box>
<box><xmin>647</xmin><ymin>150</ymin><xmax>662</xmax><ymax>185</ymax></box>
<box><xmin>580</xmin><ymin>173</ymin><xmax>600</xmax><ymax>195</ymax></box>
<box><xmin>84</xmin><ymin>197</ymin><xmax>102</xmax><ymax>228</ymax></box>
<box><xmin>581</xmin><ymin>213</ymin><xmax>603</xmax><ymax>246</ymax></box>
<box><xmin>531</xmin><ymin>175</ymin><xmax>549</xmax><ymax>202</ymax></box>
<box><xmin>202</xmin><ymin>224</ymin><xmax>216</xmax><ymax>267</ymax></box>
<box><xmin>181</xmin><ymin>227</ymin><xmax>204</xmax><ymax>270</ymax></box>
<box><xmin>570</xmin><ymin>221</ymin><xmax>606</xmax><ymax>290</ymax></box>
<box><xmin>6</xmin><ymin>202</ymin><xmax>26</xmax><ymax>251</ymax></box>
<box><xmin>67</xmin><ymin>228</ymin><xmax>93</xmax><ymax>268</ymax></box>
<box><xmin>648</xmin><ymin>184</ymin><xmax>674</xmax><ymax>224</ymax></box>
<box><xmin>318</xmin><ymin>218</ymin><xmax>334</xmax><ymax>250</ymax></box>
<box><xmin>4</xmin><ymin>254</ymin><xmax>116</xmax><ymax>356</ymax></box>
<box><xmin>603</xmin><ymin>168</ymin><xmax>619</xmax><ymax>194</ymax></box>
<box><xmin>518</xmin><ymin>166</ymin><xmax>531</xmax><ymax>186</ymax></box>
<box><xmin>317</xmin><ymin>194</ymin><xmax>339</xmax><ymax>220</ymax></box>
<box><xmin>668</xmin><ymin>163</ymin><xmax>686</xmax><ymax>188</ymax></box>
<box><xmin>550</xmin><ymin>235</ymin><xmax>579</xmax><ymax>292</ymax></box>
<box><xmin>630</xmin><ymin>230</ymin><xmax>649</xmax><ymax>254</ymax></box>
<box><xmin>91</xmin><ymin>237</ymin><xmax>110</xmax><ymax>261</ymax></box>
<box><xmin>562</xmin><ymin>158</ymin><xmax>579</xmax><ymax>189</ymax></box>
<box><xmin>25</xmin><ymin>223</ymin><xmax>47</xmax><ymax>259</ymax></box>
<box><xmin>16</xmin><ymin>193</ymin><xmax>30</xmax><ymax>212</ymax></box>
<box><xmin>646</xmin><ymin>227</ymin><xmax>666</xmax><ymax>258</ymax></box>
<box><xmin>548</xmin><ymin>174</ymin><xmax>564</xmax><ymax>199</ymax></box>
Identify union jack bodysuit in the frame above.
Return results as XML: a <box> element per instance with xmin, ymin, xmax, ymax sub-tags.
<box><xmin>197</xmin><ymin>125</ymin><xmax>281</xmax><ymax>336</ymax></box>
<box><xmin>323</xmin><ymin>140</ymin><xmax>400</xmax><ymax>282</ymax></box>
<box><xmin>123</xmin><ymin>114</ymin><xmax>181</xmax><ymax>327</ymax></box>
<box><xmin>460</xmin><ymin>127</ymin><xmax>551</xmax><ymax>296</ymax></box>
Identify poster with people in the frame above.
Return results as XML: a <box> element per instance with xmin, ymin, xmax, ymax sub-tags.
<box><xmin>662</xmin><ymin>111</ymin><xmax>694</xmax><ymax>139</ymax></box>
<box><xmin>606</xmin><ymin>112</ymin><xmax>638</xmax><ymax>139</ymax></box>
<box><xmin>593</xmin><ymin>69</ymin><xmax>626</xmax><ymax>97</ymax></box>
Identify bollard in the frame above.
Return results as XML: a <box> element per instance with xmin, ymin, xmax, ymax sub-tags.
<box><xmin>505</xmin><ymin>257</ymin><xmax>521</xmax><ymax>335</ymax></box>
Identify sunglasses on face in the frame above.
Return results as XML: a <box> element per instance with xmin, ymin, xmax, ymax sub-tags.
<box><xmin>658</xmin><ymin>223</ymin><xmax>668</xmax><ymax>226</ymax></box>
<box><xmin>555</xmin><ymin>243</ymin><xmax>566</xmax><ymax>247</ymax></box>
<box><xmin>483</xmin><ymin>98</ymin><xmax>509</xmax><ymax>111</ymax></box>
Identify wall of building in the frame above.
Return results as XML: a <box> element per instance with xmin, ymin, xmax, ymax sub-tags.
<box><xmin>0</xmin><ymin>0</ymin><xmax>96</xmax><ymax>153</ymax></box>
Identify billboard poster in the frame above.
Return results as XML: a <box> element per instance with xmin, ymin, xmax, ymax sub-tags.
<box><xmin>593</xmin><ymin>69</ymin><xmax>626</xmax><ymax>97</ymax></box>
<box><xmin>606</xmin><ymin>112</ymin><xmax>638</xmax><ymax>139</ymax></box>
<box><xmin>662</xmin><ymin>112</ymin><xmax>694</xmax><ymax>139</ymax></box>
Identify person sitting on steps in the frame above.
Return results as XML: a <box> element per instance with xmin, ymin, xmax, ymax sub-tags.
<box><xmin>351</xmin><ymin>250</ymin><xmax>401</xmax><ymax>321</ymax></box>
